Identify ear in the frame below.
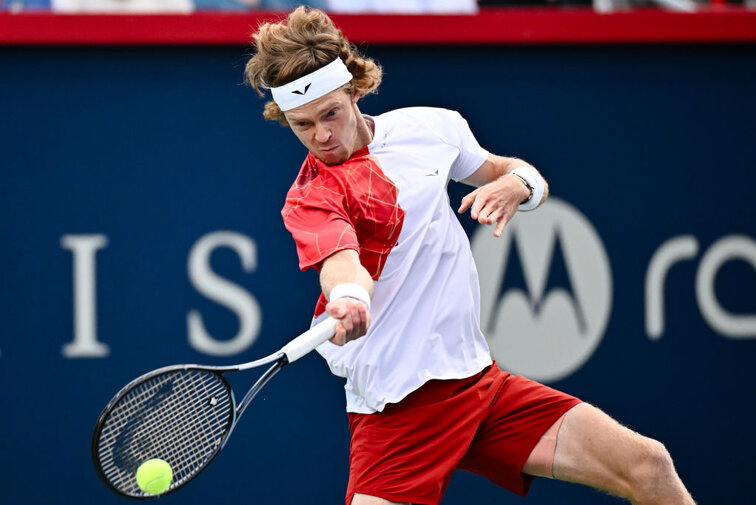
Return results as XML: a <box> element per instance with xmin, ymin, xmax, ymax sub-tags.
<box><xmin>352</xmin><ymin>90</ymin><xmax>362</xmax><ymax>103</ymax></box>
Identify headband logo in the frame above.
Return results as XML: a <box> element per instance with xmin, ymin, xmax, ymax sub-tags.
<box><xmin>292</xmin><ymin>83</ymin><xmax>311</xmax><ymax>96</ymax></box>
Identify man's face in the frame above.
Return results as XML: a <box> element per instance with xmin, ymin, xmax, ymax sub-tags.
<box><xmin>284</xmin><ymin>88</ymin><xmax>362</xmax><ymax>166</ymax></box>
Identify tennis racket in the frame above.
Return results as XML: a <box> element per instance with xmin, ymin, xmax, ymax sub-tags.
<box><xmin>91</xmin><ymin>317</ymin><xmax>337</xmax><ymax>499</ymax></box>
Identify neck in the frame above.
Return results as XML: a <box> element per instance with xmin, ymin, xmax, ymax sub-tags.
<box><xmin>353</xmin><ymin>102</ymin><xmax>374</xmax><ymax>151</ymax></box>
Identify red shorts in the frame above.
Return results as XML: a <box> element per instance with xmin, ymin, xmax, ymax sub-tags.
<box><xmin>345</xmin><ymin>363</ymin><xmax>581</xmax><ymax>505</ymax></box>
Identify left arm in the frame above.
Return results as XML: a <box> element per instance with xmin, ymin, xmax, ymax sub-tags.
<box><xmin>458</xmin><ymin>153</ymin><xmax>549</xmax><ymax>237</ymax></box>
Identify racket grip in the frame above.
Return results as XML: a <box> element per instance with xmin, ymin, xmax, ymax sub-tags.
<box><xmin>281</xmin><ymin>317</ymin><xmax>338</xmax><ymax>363</ymax></box>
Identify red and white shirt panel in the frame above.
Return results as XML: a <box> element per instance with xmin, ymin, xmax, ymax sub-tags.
<box><xmin>282</xmin><ymin>107</ymin><xmax>492</xmax><ymax>413</ymax></box>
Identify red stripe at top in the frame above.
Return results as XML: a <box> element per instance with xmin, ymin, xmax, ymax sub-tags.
<box><xmin>1</xmin><ymin>9</ymin><xmax>756</xmax><ymax>46</ymax></box>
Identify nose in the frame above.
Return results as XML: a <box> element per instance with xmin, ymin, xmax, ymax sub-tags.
<box><xmin>314</xmin><ymin>122</ymin><xmax>331</xmax><ymax>144</ymax></box>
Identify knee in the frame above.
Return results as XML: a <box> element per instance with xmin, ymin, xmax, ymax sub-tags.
<box><xmin>627</xmin><ymin>438</ymin><xmax>676</xmax><ymax>501</ymax></box>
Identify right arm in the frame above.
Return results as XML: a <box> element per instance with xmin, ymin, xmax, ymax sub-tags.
<box><xmin>320</xmin><ymin>248</ymin><xmax>373</xmax><ymax>345</ymax></box>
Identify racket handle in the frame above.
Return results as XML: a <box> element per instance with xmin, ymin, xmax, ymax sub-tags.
<box><xmin>281</xmin><ymin>317</ymin><xmax>338</xmax><ymax>363</ymax></box>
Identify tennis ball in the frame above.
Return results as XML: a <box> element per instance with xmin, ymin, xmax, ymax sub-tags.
<box><xmin>136</xmin><ymin>458</ymin><xmax>173</xmax><ymax>495</ymax></box>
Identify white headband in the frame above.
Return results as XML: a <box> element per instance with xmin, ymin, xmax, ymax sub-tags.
<box><xmin>270</xmin><ymin>58</ymin><xmax>354</xmax><ymax>112</ymax></box>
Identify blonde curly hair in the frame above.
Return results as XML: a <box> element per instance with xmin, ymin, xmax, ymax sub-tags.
<box><xmin>244</xmin><ymin>6</ymin><xmax>383</xmax><ymax>125</ymax></box>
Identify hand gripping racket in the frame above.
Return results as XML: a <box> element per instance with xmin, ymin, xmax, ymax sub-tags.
<box><xmin>91</xmin><ymin>317</ymin><xmax>337</xmax><ymax>499</ymax></box>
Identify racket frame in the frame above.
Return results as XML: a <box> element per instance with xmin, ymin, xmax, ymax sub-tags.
<box><xmin>91</xmin><ymin>317</ymin><xmax>337</xmax><ymax>499</ymax></box>
<box><xmin>91</xmin><ymin>353</ymin><xmax>286</xmax><ymax>499</ymax></box>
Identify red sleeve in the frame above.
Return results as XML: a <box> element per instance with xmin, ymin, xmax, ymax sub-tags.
<box><xmin>281</xmin><ymin>165</ymin><xmax>360</xmax><ymax>272</ymax></box>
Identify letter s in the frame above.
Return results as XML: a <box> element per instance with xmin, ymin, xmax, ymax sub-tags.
<box><xmin>187</xmin><ymin>231</ymin><xmax>262</xmax><ymax>356</ymax></box>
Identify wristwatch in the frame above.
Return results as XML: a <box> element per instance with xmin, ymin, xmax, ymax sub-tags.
<box><xmin>508</xmin><ymin>172</ymin><xmax>534</xmax><ymax>204</ymax></box>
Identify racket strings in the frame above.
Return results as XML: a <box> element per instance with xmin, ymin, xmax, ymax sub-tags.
<box><xmin>96</xmin><ymin>370</ymin><xmax>233</xmax><ymax>496</ymax></box>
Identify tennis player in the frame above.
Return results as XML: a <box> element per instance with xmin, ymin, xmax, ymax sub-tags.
<box><xmin>245</xmin><ymin>7</ymin><xmax>695</xmax><ymax>505</ymax></box>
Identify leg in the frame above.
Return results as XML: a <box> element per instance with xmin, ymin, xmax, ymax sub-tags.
<box><xmin>351</xmin><ymin>494</ymin><xmax>409</xmax><ymax>505</ymax></box>
<box><xmin>526</xmin><ymin>403</ymin><xmax>695</xmax><ymax>504</ymax></box>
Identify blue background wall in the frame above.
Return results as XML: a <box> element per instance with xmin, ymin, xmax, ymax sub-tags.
<box><xmin>1</xmin><ymin>44</ymin><xmax>754</xmax><ymax>504</ymax></box>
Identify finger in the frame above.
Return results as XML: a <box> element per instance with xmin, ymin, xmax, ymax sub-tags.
<box><xmin>458</xmin><ymin>189</ymin><xmax>479</xmax><ymax>213</ymax></box>
<box><xmin>343</xmin><ymin>304</ymin><xmax>369</xmax><ymax>342</ymax></box>
<box><xmin>326</xmin><ymin>302</ymin><xmax>346</xmax><ymax>319</ymax></box>
<box><xmin>475</xmin><ymin>202</ymin><xmax>492</xmax><ymax>224</ymax></box>
<box><xmin>483</xmin><ymin>205</ymin><xmax>505</xmax><ymax>226</ymax></box>
<box><xmin>476</xmin><ymin>199</ymin><xmax>501</xmax><ymax>225</ymax></box>
<box><xmin>330</xmin><ymin>322</ymin><xmax>346</xmax><ymax>346</ymax></box>
<box><xmin>494</xmin><ymin>212</ymin><xmax>512</xmax><ymax>237</ymax></box>
<box><xmin>356</xmin><ymin>305</ymin><xmax>369</xmax><ymax>336</ymax></box>
<box><xmin>470</xmin><ymin>194</ymin><xmax>484</xmax><ymax>220</ymax></box>
<box><xmin>341</xmin><ymin>312</ymin><xmax>354</xmax><ymax>333</ymax></box>
<box><xmin>458</xmin><ymin>192</ymin><xmax>474</xmax><ymax>213</ymax></box>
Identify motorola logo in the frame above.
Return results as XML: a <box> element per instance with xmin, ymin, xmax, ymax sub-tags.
<box><xmin>471</xmin><ymin>198</ymin><xmax>612</xmax><ymax>383</ymax></box>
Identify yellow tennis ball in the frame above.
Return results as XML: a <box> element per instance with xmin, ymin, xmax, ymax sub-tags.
<box><xmin>136</xmin><ymin>458</ymin><xmax>173</xmax><ymax>494</ymax></box>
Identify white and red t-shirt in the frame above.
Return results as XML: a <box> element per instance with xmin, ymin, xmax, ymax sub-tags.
<box><xmin>282</xmin><ymin>107</ymin><xmax>493</xmax><ymax>413</ymax></box>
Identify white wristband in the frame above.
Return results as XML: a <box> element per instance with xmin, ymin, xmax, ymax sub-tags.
<box><xmin>328</xmin><ymin>283</ymin><xmax>371</xmax><ymax>309</ymax></box>
<box><xmin>510</xmin><ymin>166</ymin><xmax>545</xmax><ymax>212</ymax></box>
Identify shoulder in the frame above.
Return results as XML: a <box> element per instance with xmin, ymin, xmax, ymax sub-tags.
<box><xmin>375</xmin><ymin>107</ymin><xmax>470</xmax><ymax>147</ymax></box>
<box><xmin>378</xmin><ymin>107</ymin><xmax>468</xmax><ymax>133</ymax></box>
<box><xmin>377</xmin><ymin>106</ymin><xmax>464</xmax><ymax>126</ymax></box>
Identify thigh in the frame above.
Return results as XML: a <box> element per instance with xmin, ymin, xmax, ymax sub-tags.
<box><xmin>551</xmin><ymin>403</ymin><xmax>655</xmax><ymax>495</ymax></box>
<box><xmin>458</xmin><ymin>372</ymin><xmax>581</xmax><ymax>497</ymax></box>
